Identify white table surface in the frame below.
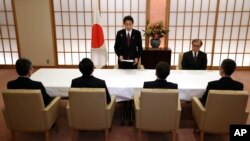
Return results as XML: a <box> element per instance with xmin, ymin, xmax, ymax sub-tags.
<box><xmin>30</xmin><ymin>69</ymin><xmax>221</xmax><ymax>102</ymax></box>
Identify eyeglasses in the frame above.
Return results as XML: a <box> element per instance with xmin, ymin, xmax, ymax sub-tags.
<box><xmin>192</xmin><ymin>45</ymin><xmax>201</xmax><ymax>48</ymax></box>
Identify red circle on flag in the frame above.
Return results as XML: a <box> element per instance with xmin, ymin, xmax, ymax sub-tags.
<box><xmin>91</xmin><ymin>24</ymin><xmax>104</xmax><ymax>48</ymax></box>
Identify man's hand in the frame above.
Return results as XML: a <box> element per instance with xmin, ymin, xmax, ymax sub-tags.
<box><xmin>133</xmin><ymin>58</ymin><xmax>138</xmax><ymax>65</ymax></box>
<box><xmin>119</xmin><ymin>56</ymin><xmax>124</xmax><ymax>62</ymax></box>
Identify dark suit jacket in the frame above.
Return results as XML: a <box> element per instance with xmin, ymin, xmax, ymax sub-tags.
<box><xmin>7</xmin><ymin>77</ymin><xmax>52</xmax><ymax>106</ymax></box>
<box><xmin>114</xmin><ymin>29</ymin><xmax>143</xmax><ymax>69</ymax></box>
<box><xmin>182</xmin><ymin>50</ymin><xmax>207</xmax><ymax>70</ymax></box>
<box><xmin>201</xmin><ymin>77</ymin><xmax>244</xmax><ymax>105</ymax></box>
<box><xmin>71</xmin><ymin>75</ymin><xmax>111</xmax><ymax>104</ymax></box>
<box><xmin>143</xmin><ymin>79</ymin><xmax>178</xmax><ymax>89</ymax></box>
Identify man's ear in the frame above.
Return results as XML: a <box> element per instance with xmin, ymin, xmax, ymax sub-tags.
<box><xmin>219</xmin><ymin>68</ymin><xmax>224</xmax><ymax>76</ymax></box>
<box><xmin>28</xmin><ymin>69</ymin><xmax>32</xmax><ymax>77</ymax></box>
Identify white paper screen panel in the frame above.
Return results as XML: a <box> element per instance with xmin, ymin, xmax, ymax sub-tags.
<box><xmin>53</xmin><ymin>0</ymin><xmax>147</xmax><ymax>65</ymax></box>
<box><xmin>0</xmin><ymin>0</ymin><xmax>19</xmax><ymax>65</ymax></box>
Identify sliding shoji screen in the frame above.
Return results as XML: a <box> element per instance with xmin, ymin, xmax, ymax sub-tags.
<box><xmin>100</xmin><ymin>0</ymin><xmax>146</xmax><ymax>65</ymax></box>
<box><xmin>53</xmin><ymin>0</ymin><xmax>147</xmax><ymax>66</ymax></box>
<box><xmin>214</xmin><ymin>0</ymin><xmax>250</xmax><ymax>67</ymax></box>
<box><xmin>169</xmin><ymin>0</ymin><xmax>216</xmax><ymax>67</ymax></box>
<box><xmin>0</xmin><ymin>0</ymin><xmax>19</xmax><ymax>65</ymax></box>
<box><xmin>53</xmin><ymin>0</ymin><xmax>90</xmax><ymax>65</ymax></box>
<box><xmin>169</xmin><ymin>0</ymin><xmax>250</xmax><ymax>67</ymax></box>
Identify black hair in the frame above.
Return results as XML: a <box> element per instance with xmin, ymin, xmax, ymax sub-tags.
<box><xmin>15</xmin><ymin>58</ymin><xmax>32</xmax><ymax>76</ymax></box>
<box><xmin>156</xmin><ymin>61</ymin><xmax>170</xmax><ymax>79</ymax></box>
<box><xmin>123</xmin><ymin>15</ymin><xmax>134</xmax><ymax>24</ymax></box>
<box><xmin>192</xmin><ymin>39</ymin><xmax>203</xmax><ymax>46</ymax></box>
<box><xmin>79</xmin><ymin>58</ymin><xmax>94</xmax><ymax>77</ymax></box>
<box><xmin>221</xmin><ymin>59</ymin><xmax>236</xmax><ymax>76</ymax></box>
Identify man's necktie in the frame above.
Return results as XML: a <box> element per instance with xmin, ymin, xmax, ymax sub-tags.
<box><xmin>127</xmin><ymin>33</ymin><xmax>131</xmax><ymax>47</ymax></box>
<box><xmin>194</xmin><ymin>52</ymin><xmax>197</xmax><ymax>62</ymax></box>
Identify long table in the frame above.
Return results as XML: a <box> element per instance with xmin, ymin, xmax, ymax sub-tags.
<box><xmin>30</xmin><ymin>69</ymin><xmax>220</xmax><ymax>102</ymax></box>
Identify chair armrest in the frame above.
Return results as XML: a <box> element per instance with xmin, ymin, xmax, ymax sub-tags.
<box><xmin>134</xmin><ymin>95</ymin><xmax>140</xmax><ymax>111</ymax></box>
<box><xmin>66</xmin><ymin>102</ymin><xmax>70</xmax><ymax>110</ymax></box>
<box><xmin>192</xmin><ymin>97</ymin><xmax>206</xmax><ymax>130</ymax></box>
<box><xmin>244</xmin><ymin>109</ymin><xmax>249</xmax><ymax>124</ymax></box>
<box><xmin>134</xmin><ymin>94</ymin><xmax>140</xmax><ymax>128</ymax></box>
<box><xmin>66</xmin><ymin>101</ymin><xmax>72</xmax><ymax>127</ymax></box>
<box><xmin>175</xmin><ymin>98</ymin><xmax>182</xmax><ymax>129</ymax></box>
<box><xmin>177</xmin><ymin>98</ymin><xmax>181</xmax><ymax>112</ymax></box>
<box><xmin>2</xmin><ymin>108</ymin><xmax>11</xmax><ymax>129</ymax></box>
<box><xmin>139</xmin><ymin>65</ymin><xmax>145</xmax><ymax>69</ymax></box>
<box><xmin>106</xmin><ymin>95</ymin><xmax>116</xmax><ymax>110</ymax></box>
<box><xmin>106</xmin><ymin>95</ymin><xmax>116</xmax><ymax>128</ymax></box>
<box><xmin>43</xmin><ymin>96</ymin><xmax>61</xmax><ymax>129</ymax></box>
<box><xmin>113</xmin><ymin>64</ymin><xmax>118</xmax><ymax>69</ymax></box>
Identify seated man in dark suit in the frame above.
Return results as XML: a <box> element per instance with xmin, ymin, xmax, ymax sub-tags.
<box><xmin>144</xmin><ymin>61</ymin><xmax>178</xmax><ymax>89</ymax></box>
<box><xmin>7</xmin><ymin>58</ymin><xmax>53</xmax><ymax>106</ymax></box>
<box><xmin>182</xmin><ymin>39</ymin><xmax>207</xmax><ymax>70</ymax></box>
<box><xmin>71</xmin><ymin>58</ymin><xmax>111</xmax><ymax>104</ymax></box>
<box><xmin>201</xmin><ymin>59</ymin><xmax>243</xmax><ymax>105</ymax></box>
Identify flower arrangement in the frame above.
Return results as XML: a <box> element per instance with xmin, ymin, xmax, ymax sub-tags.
<box><xmin>143</xmin><ymin>21</ymin><xmax>169</xmax><ymax>39</ymax></box>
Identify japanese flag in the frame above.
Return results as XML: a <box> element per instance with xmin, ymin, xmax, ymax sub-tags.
<box><xmin>91</xmin><ymin>0</ymin><xmax>107</xmax><ymax>68</ymax></box>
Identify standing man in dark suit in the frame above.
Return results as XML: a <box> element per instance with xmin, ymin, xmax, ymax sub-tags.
<box><xmin>114</xmin><ymin>15</ymin><xmax>142</xmax><ymax>126</ymax></box>
<box><xmin>7</xmin><ymin>58</ymin><xmax>53</xmax><ymax>106</ymax></box>
<box><xmin>144</xmin><ymin>61</ymin><xmax>178</xmax><ymax>89</ymax></box>
<box><xmin>71</xmin><ymin>58</ymin><xmax>111</xmax><ymax>104</ymax></box>
<box><xmin>201</xmin><ymin>59</ymin><xmax>243</xmax><ymax>105</ymax></box>
<box><xmin>182</xmin><ymin>39</ymin><xmax>207</xmax><ymax>70</ymax></box>
<box><xmin>114</xmin><ymin>15</ymin><xmax>143</xmax><ymax>69</ymax></box>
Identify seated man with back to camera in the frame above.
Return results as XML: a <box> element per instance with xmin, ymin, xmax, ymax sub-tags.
<box><xmin>201</xmin><ymin>58</ymin><xmax>243</xmax><ymax>106</ymax></box>
<box><xmin>7</xmin><ymin>58</ymin><xmax>53</xmax><ymax>106</ymax></box>
<box><xmin>71</xmin><ymin>58</ymin><xmax>111</xmax><ymax>104</ymax></box>
<box><xmin>182</xmin><ymin>39</ymin><xmax>207</xmax><ymax>70</ymax></box>
<box><xmin>144</xmin><ymin>61</ymin><xmax>178</xmax><ymax>89</ymax></box>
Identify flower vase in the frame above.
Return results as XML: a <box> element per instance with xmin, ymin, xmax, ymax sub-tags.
<box><xmin>150</xmin><ymin>39</ymin><xmax>161</xmax><ymax>48</ymax></box>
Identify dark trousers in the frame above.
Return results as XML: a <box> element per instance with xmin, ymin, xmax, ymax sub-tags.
<box><xmin>120</xmin><ymin>100</ymin><xmax>133</xmax><ymax>126</ymax></box>
<box><xmin>118</xmin><ymin>62</ymin><xmax>136</xmax><ymax>125</ymax></box>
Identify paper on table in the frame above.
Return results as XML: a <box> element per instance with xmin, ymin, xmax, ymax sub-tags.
<box><xmin>122</xmin><ymin>59</ymin><xmax>134</xmax><ymax>63</ymax></box>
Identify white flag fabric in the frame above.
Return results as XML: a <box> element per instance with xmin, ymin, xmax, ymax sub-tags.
<box><xmin>91</xmin><ymin>0</ymin><xmax>107</xmax><ymax>68</ymax></box>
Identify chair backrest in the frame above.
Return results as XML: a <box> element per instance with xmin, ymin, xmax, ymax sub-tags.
<box><xmin>68</xmin><ymin>88</ymin><xmax>107</xmax><ymax>129</ymax></box>
<box><xmin>204</xmin><ymin>90</ymin><xmax>249</xmax><ymax>133</ymax></box>
<box><xmin>176</xmin><ymin>53</ymin><xmax>183</xmax><ymax>70</ymax></box>
<box><xmin>140</xmin><ymin>89</ymin><xmax>180</xmax><ymax>131</ymax></box>
<box><xmin>2</xmin><ymin>89</ymin><xmax>46</xmax><ymax>131</ymax></box>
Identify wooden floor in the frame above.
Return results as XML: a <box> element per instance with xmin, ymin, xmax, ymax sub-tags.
<box><xmin>0</xmin><ymin>69</ymin><xmax>250</xmax><ymax>141</ymax></box>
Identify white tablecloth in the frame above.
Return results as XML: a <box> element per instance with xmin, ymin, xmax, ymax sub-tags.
<box><xmin>30</xmin><ymin>69</ymin><xmax>220</xmax><ymax>102</ymax></box>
